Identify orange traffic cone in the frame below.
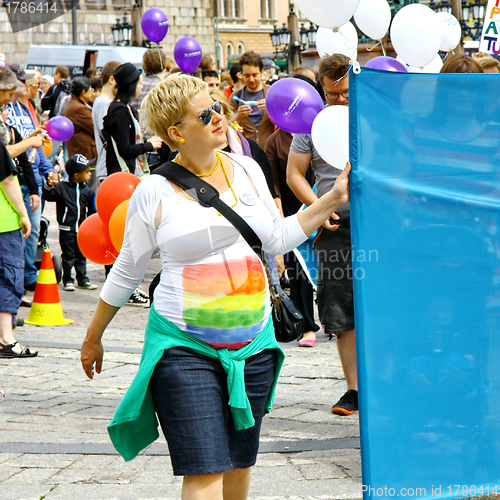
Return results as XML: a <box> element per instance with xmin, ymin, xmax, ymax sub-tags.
<box><xmin>25</xmin><ymin>249</ymin><xmax>73</xmax><ymax>326</ymax></box>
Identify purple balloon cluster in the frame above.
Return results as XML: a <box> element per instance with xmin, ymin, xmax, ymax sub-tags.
<box><xmin>365</xmin><ymin>56</ymin><xmax>408</xmax><ymax>73</ymax></box>
<box><xmin>173</xmin><ymin>37</ymin><xmax>203</xmax><ymax>74</ymax></box>
<box><xmin>266</xmin><ymin>78</ymin><xmax>324</xmax><ymax>134</ymax></box>
<box><xmin>141</xmin><ymin>8</ymin><xmax>169</xmax><ymax>43</ymax></box>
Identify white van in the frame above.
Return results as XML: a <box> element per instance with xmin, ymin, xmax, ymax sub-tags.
<box><xmin>25</xmin><ymin>44</ymin><xmax>147</xmax><ymax>78</ymax></box>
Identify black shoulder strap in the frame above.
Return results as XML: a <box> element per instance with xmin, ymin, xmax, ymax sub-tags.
<box><xmin>153</xmin><ymin>161</ymin><xmax>263</xmax><ymax>257</ymax></box>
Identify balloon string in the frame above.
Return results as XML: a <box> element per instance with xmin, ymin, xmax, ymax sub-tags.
<box><xmin>381</xmin><ymin>43</ymin><xmax>386</xmax><ymax>57</ymax></box>
<box><xmin>366</xmin><ymin>40</ymin><xmax>382</xmax><ymax>53</ymax></box>
<box><xmin>106</xmin><ymin>249</ymin><xmax>119</xmax><ymax>259</ymax></box>
<box><xmin>334</xmin><ymin>69</ymin><xmax>349</xmax><ymax>85</ymax></box>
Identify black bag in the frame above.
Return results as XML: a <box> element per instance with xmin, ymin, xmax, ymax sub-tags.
<box><xmin>269</xmin><ymin>283</ymin><xmax>304</xmax><ymax>342</ymax></box>
<box><xmin>151</xmin><ymin>161</ymin><xmax>304</xmax><ymax>342</ymax></box>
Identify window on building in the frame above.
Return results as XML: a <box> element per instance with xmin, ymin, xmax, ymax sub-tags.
<box><xmin>227</xmin><ymin>42</ymin><xmax>234</xmax><ymax>58</ymax></box>
<box><xmin>112</xmin><ymin>0</ymin><xmax>134</xmax><ymax>10</ymax></box>
<box><xmin>217</xmin><ymin>42</ymin><xmax>224</xmax><ymax>66</ymax></box>
<box><xmin>222</xmin><ymin>0</ymin><xmax>230</xmax><ymax>17</ymax></box>
<box><xmin>234</xmin><ymin>0</ymin><xmax>241</xmax><ymax>18</ymax></box>
<box><xmin>85</xmin><ymin>0</ymin><xmax>106</xmax><ymax>10</ymax></box>
<box><xmin>260</xmin><ymin>0</ymin><xmax>273</xmax><ymax>19</ymax></box>
<box><xmin>237</xmin><ymin>42</ymin><xmax>245</xmax><ymax>54</ymax></box>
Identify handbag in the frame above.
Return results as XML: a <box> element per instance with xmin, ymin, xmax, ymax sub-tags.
<box><xmin>152</xmin><ymin>160</ymin><xmax>305</xmax><ymax>343</ymax></box>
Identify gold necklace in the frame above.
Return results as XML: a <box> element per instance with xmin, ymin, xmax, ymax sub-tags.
<box><xmin>174</xmin><ymin>153</ymin><xmax>220</xmax><ymax>177</ymax></box>
<box><xmin>174</xmin><ymin>152</ymin><xmax>238</xmax><ymax>213</ymax></box>
<box><xmin>218</xmin><ymin>153</ymin><xmax>238</xmax><ymax>214</ymax></box>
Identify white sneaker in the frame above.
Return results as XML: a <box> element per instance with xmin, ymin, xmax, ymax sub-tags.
<box><xmin>63</xmin><ymin>283</ymin><xmax>75</xmax><ymax>291</ymax></box>
<box><xmin>78</xmin><ymin>282</ymin><xmax>97</xmax><ymax>290</ymax></box>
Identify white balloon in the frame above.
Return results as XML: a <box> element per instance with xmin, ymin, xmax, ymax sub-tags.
<box><xmin>436</xmin><ymin>12</ymin><xmax>461</xmax><ymax>52</ymax></box>
<box><xmin>420</xmin><ymin>54</ymin><xmax>444</xmax><ymax>73</ymax></box>
<box><xmin>311</xmin><ymin>105</ymin><xmax>349</xmax><ymax>170</ymax></box>
<box><xmin>293</xmin><ymin>0</ymin><xmax>361</xmax><ymax>30</ymax></box>
<box><xmin>316</xmin><ymin>23</ymin><xmax>358</xmax><ymax>61</ymax></box>
<box><xmin>398</xmin><ymin>54</ymin><xmax>443</xmax><ymax>73</ymax></box>
<box><xmin>353</xmin><ymin>0</ymin><xmax>391</xmax><ymax>41</ymax></box>
<box><xmin>390</xmin><ymin>3</ymin><xmax>442</xmax><ymax>68</ymax></box>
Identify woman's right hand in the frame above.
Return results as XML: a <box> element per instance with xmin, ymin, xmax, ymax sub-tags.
<box><xmin>81</xmin><ymin>334</ymin><xmax>104</xmax><ymax>379</ymax></box>
<box><xmin>148</xmin><ymin>136</ymin><xmax>163</xmax><ymax>151</ymax></box>
<box><xmin>330</xmin><ymin>162</ymin><xmax>351</xmax><ymax>207</ymax></box>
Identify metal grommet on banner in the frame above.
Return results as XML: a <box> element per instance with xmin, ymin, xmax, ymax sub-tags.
<box><xmin>351</xmin><ymin>60</ymin><xmax>361</xmax><ymax>74</ymax></box>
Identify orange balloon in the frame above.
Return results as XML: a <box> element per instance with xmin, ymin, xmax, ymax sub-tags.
<box><xmin>42</xmin><ymin>139</ymin><xmax>52</xmax><ymax>157</ymax></box>
<box><xmin>109</xmin><ymin>200</ymin><xmax>129</xmax><ymax>252</ymax></box>
<box><xmin>96</xmin><ymin>172</ymin><xmax>140</xmax><ymax>226</ymax></box>
<box><xmin>77</xmin><ymin>213</ymin><xmax>118</xmax><ymax>265</ymax></box>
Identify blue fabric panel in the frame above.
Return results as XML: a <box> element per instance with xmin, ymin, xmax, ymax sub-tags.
<box><xmin>349</xmin><ymin>67</ymin><xmax>500</xmax><ymax>500</ymax></box>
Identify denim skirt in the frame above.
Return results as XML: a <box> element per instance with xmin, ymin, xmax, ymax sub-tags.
<box><xmin>149</xmin><ymin>346</ymin><xmax>276</xmax><ymax>476</ymax></box>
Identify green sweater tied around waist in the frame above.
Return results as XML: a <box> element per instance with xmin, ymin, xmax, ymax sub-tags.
<box><xmin>107</xmin><ymin>305</ymin><xmax>285</xmax><ymax>461</ymax></box>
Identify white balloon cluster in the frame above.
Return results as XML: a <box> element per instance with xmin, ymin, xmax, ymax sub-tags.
<box><xmin>292</xmin><ymin>0</ymin><xmax>462</xmax><ymax>168</ymax></box>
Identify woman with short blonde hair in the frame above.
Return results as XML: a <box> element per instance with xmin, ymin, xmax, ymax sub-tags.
<box><xmin>82</xmin><ymin>73</ymin><xmax>350</xmax><ymax>500</ymax></box>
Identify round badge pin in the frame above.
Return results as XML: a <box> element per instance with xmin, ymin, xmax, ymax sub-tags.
<box><xmin>239</xmin><ymin>192</ymin><xmax>257</xmax><ymax>206</ymax></box>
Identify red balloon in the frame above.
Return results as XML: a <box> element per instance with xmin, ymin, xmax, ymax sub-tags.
<box><xmin>77</xmin><ymin>214</ymin><xmax>118</xmax><ymax>265</ymax></box>
<box><xmin>96</xmin><ymin>172</ymin><xmax>140</xmax><ymax>226</ymax></box>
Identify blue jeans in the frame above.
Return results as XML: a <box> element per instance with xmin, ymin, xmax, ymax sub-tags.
<box><xmin>21</xmin><ymin>184</ymin><xmax>42</xmax><ymax>286</ymax></box>
<box><xmin>0</xmin><ymin>230</ymin><xmax>24</xmax><ymax>314</ymax></box>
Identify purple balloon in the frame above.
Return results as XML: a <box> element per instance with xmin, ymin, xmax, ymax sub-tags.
<box><xmin>46</xmin><ymin>116</ymin><xmax>74</xmax><ymax>142</ymax></box>
<box><xmin>173</xmin><ymin>37</ymin><xmax>203</xmax><ymax>74</ymax></box>
<box><xmin>141</xmin><ymin>8</ymin><xmax>169</xmax><ymax>43</ymax></box>
<box><xmin>365</xmin><ymin>56</ymin><xmax>408</xmax><ymax>73</ymax></box>
<box><xmin>266</xmin><ymin>78</ymin><xmax>324</xmax><ymax>134</ymax></box>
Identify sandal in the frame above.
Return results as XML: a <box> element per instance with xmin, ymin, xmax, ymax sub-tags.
<box><xmin>0</xmin><ymin>342</ymin><xmax>38</xmax><ymax>358</ymax></box>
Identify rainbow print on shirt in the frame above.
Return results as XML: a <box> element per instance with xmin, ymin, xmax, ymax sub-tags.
<box><xmin>182</xmin><ymin>255</ymin><xmax>266</xmax><ymax>347</ymax></box>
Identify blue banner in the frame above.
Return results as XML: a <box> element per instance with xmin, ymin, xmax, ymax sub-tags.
<box><xmin>350</xmin><ymin>67</ymin><xmax>500</xmax><ymax>500</ymax></box>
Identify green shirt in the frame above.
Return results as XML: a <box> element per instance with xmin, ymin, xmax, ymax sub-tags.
<box><xmin>107</xmin><ymin>305</ymin><xmax>284</xmax><ymax>461</ymax></box>
<box><xmin>0</xmin><ymin>141</ymin><xmax>21</xmax><ymax>234</ymax></box>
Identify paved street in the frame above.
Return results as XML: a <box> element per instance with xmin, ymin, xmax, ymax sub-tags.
<box><xmin>0</xmin><ymin>203</ymin><xmax>362</xmax><ymax>500</ymax></box>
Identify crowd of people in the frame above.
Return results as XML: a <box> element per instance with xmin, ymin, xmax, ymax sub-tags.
<box><xmin>0</xmin><ymin>44</ymin><xmax>497</xmax><ymax>498</ymax></box>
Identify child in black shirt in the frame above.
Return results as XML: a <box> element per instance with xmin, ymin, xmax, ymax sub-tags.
<box><xmin>43</xmin><ymin>154</ymin><xmax>97</xmax><ymax>291</ymax></box>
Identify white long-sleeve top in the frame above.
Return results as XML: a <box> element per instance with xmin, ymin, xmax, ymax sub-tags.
<box><xmin>101</xmin><ymin>152</ymin><xmax>307</xmax><ymax>348</ymax></box>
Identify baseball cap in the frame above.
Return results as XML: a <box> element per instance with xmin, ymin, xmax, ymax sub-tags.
<box><xmin>65</xmin><ymin>154</ymin><xmax>96</xmax><ymax>179</ymax></box>
<box><xmin>263</xmin><ymin>58</ymin><xmax>278</xmax><ymax>70</ymax></box>
<box><xmin>6</xmin><ymin>63</ymin><xmax>35</xmax><ymax>82</ymax></box>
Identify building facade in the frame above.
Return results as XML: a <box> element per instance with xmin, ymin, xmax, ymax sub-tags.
<box><xmin>215</xmin><ymin>0</ymin><xmax>289</xmax><ymax>67</ymax></box>
<box><xmin>1</xmin><ymin>0</ymin><xmax>289</xmax><ymax>69</ymax></box>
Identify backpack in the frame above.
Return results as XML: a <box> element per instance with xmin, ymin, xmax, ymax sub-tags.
<box><xmin>54</xmin><ymin>92</ymin><xmax>70</xmax><ymax>117</ymax></box>
<box><xmin>54</xmin><ymin>81</ymin><xmax>72</xmax><ymax>117</ymax></box>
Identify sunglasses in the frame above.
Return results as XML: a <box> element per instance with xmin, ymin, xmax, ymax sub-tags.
<box><xmin>175</xmin><ymin>101</ymin><xmax>222</xmax><ymax>126</ymax></box>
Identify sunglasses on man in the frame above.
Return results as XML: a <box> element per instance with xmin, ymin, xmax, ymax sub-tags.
<box><xmin>175</xmin><ymin>101</ymin><xmax>223</xmax><ymax>126</ymax></box>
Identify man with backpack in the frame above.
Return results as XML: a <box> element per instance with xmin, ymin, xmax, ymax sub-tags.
<box><xmin>41</xmin><ymin>66</ymin><xmax>71</xmax><ymax>119</ymax></box>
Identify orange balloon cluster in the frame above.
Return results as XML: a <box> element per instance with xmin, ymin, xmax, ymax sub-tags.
<box><xmin>77</xmin><ymin>172</ymin><xmax>140</xmax><ymax>264</ymax></box>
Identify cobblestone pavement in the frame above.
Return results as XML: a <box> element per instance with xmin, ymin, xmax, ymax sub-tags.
<box><xmin>0</xmin><ymin>203</ymin><xmax>362</xmax><ymax>500</ymax></box>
